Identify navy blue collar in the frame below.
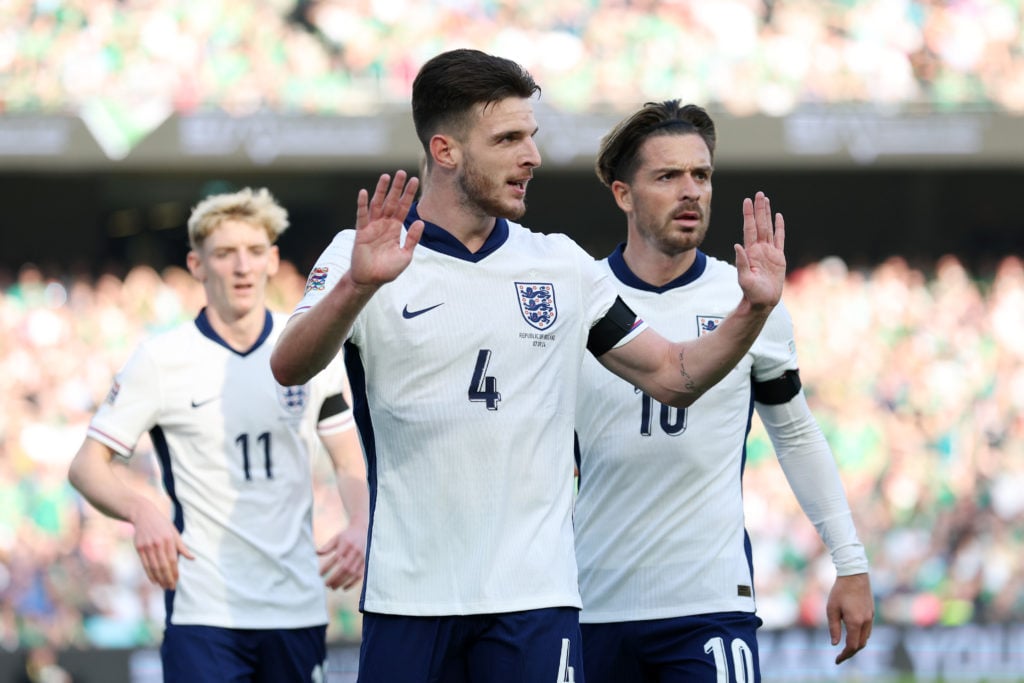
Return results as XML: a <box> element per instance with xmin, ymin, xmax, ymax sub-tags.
<box><xmin>606</xmin><ymin>243</ymin><xmax>707</xmax><ymax>293</ymax></box>
<box><xmin>406</xmin><ymin>202</ymin><xmax>509</xmax><ymax>263</ymax></box>
<box><xmin>195</xmin><ymin>308</ymin><xmax>273</xmax><ymax>357</ymax></box>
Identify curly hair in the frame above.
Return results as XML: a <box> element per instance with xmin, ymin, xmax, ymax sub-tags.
<box><xmin>187</xmin><ymin>187</ymin><xmax>289</xmax><ymax>251</ymax></box>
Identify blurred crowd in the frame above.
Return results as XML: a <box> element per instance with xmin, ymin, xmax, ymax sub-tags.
<box><xmin>747</xmin><ymin>254</ymin><xmax>1024</xmax><ymax>630</ymax></box>
<box><xmin>1</xmin><ymin>251</ymin><xmax>1022</xmax><ymax>653</ymax></box>
<box><xmin>2</xmin><ymin>0</ymin><xmax>1024</xmax><ymax>119</ymax></box>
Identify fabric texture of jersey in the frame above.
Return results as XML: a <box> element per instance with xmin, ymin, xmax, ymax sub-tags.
<box><xmin>574</xmin><ymin>248</ymin><xmax>799</xmax><ymax>623</ymax></box>
<box><xmin>87</xmin><ymin>310</ymin><xmax>354</xmax><ymax>629</ymax></box>
<box><xmin>294</xmin><ymin>208</ymin><xmax>645</xmax><ymax>617</ymax></box>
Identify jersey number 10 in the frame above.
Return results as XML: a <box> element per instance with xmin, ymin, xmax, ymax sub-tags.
<box><xmin>637</xmin><ymin>390</ymin><xmax>688</xmax><ymax>437</ymax></box>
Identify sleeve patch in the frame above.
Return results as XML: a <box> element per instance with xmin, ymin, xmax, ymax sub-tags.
<box><xmin>105</xmin><ymin>379</ymin><xmax>121</xmax><ymax>405</ymax></box>
<box><xmin>305</xmin><ymin>266</ymin><xmax>329</xmax><ymax>292</ymax></box>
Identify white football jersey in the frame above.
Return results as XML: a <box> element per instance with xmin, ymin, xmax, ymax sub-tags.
<box><xmin>574</xmin><ymin>248</ymin><xmax>797</xmax><ymax>623</ymax></box>
<box><xmin>295</xmin><ymin>212</ymin><xmax>644</xmax><ymax>616</ymax></box>
<box><xmin>88</xmin><ymin>310</ymin><xmax>354</xmax><ymax>629</ymax></box>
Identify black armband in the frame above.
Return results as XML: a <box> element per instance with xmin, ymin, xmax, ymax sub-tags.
<box><xmin>318</xmin><ymin>392</ymin><xmax>350</xmax><ymax>421</ymax></box>
<box><xmin>752</xmin><ymin>369</ymin><xmax>802</xmax><ymax>405</ymax></box>
<box><xmin>587</xmin><ymin>296</ymin><xmax>640</xmax><ymax>357</ymax></box>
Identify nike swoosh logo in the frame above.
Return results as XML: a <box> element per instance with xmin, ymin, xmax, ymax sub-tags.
<box><xmin>402</xmin><ymin>303</ymin><xmax>444</xmax><ymax>319</ymax></box>
<box><xmin>190</xmin><ymin>397</ymin><xmax>219</xmax><ymax>409</ymax></box>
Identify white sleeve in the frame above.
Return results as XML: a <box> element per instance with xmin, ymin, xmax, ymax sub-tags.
<box><xmin>293</xmin><ymin>230</ymin><xmax>355</xmax><ymax>316</ymax></box>
<box><xmin>292</xmin><ymin>229</ymin><xmax>366</xmax><ymax>345</ymax></box>
<box><xmin>756</xmin><ymin>391</ymin><xmax>870</xmax><ymax>576</ymax></box>
<box><xmin>87</xmin><ymin>344</ymin><xmax>162</xmax><ymax>458</ymax></box>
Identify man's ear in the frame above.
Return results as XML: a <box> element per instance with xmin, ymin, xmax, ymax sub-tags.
<box><xmin>186</xmin><ymin>250</ymin><xmax>203</xmax><ymax>281</ymax></box>
<box><xmin>610</xmin><ymin>180</ymin><xmax>632</xmax><ymax>213</ymax></box>
<box><xmin>429</xmin><ymin>134</ymin><xmax>459</xmax><ymax>170</ymax></box>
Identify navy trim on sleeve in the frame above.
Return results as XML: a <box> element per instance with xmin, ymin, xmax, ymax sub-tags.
<box><xmin>752</xmin><ymin>369</ymin><xmax>802</xmax><ymax>405</ymax></box>
<box><xmin>587</xmin><ymin>296</ymin><xmax>639</xmax><ymax>357</ymax></box>
<box><xmin>318</xmin><ymin>392</ymin><xmax>350</xmax><ymax>421</ymax></box>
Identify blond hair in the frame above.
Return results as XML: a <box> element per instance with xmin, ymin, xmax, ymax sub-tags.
<box><xmin>187</xmin><ymin>187</ymin><xmax>289</xmax><ymax>251</ymax></box>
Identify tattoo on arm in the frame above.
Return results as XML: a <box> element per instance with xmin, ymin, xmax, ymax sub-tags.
<box><xmin>678</xmin><ymin>348</ymin><xmax>699</xmax><ymax>393</ymax></box>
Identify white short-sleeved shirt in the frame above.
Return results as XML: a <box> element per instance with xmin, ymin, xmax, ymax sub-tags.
<box><xmin>574</xmin><ymin>248</ymin><xmax>798</xmax><ymax>623</ymax></box>
<box><xmin>294</xmin><ymin>209</ymin><xmax>645</xmax><ymax>616</ymax></box>
<box><xmin>88</xmin><ymin>309</ymin><xmax>353</xmax><ymax>629</ymax></box>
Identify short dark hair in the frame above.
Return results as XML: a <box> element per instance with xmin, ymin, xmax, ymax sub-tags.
<box><xmin>411</xmin><ymin>49</ymin><xmax>541</xmax><ymax>153</ymax></box>
<box><xmin>595</xmin><ymin>101</ymin><xmax>716</xmax><ymax>188</ymax></box>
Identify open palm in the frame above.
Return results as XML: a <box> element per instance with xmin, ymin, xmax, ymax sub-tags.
<box><xmin>735</xmin><ymin>191</ymin><xmax>786</xmax><ymax>310</ymax></box>
<box><xmin>350</xmin><ymin>170</ymin><xmax>425</xmax><ymax>288</ymax></box>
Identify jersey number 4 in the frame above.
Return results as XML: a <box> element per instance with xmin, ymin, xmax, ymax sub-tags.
<box><xmin>468</xmin><ymin>349</ymin><xmax>501</xmax><ymax>410</ymax></box>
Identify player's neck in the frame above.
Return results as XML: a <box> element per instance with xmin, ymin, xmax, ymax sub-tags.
<box><xmin>204</xmin><ymin>304</ymin><xmax>266</xmax><ymax>352</ymax></box>
<box><xmin>622</xmin><ymin>241</ymin><xmax>697</xmax><ymax>288</ymax></box>
<box><xmin>416</xmin><ymin>188</ymin><xmax>496</xmax><ymax>254</ymax></box>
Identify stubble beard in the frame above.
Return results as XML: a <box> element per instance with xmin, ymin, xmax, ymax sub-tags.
<box><xmin>640</xmin><ymin>208</ymin><xmax>711</xmax><ymax>258</ymax></box>
<box><xmin>457</xmin><ymin>158</ymin><xmax>527</xmax><ymax>221</ymax></box>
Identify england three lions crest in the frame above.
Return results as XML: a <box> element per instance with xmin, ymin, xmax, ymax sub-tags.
<box><xmin>515</xmin><ymin>282</ymin><xmax>557</xmax><ymax>330</ymax></box>
<box><xmin>277</xmin><ymin>384</ymin><xmax>308</xmax><ymax>415</ymax></box>
<box><xmin>697</xmin><ymin>315</ymin><xmax>724</xmax><ymax>337</ymax></box>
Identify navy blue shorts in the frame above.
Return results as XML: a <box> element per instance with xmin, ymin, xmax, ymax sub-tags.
<box><xmin>358</xmin><ymin>607</ymin><xmax>584</xmax><ymax>683</ymax></box>
<box><xmin>161</xmin><ymin>623</ymin><xmax>327</xmax><ymax>683</ymax></box>
<box><xmin>581</xmin><ymin>611</ymin><xmax>762</xmax><ymax>683</ymax></box>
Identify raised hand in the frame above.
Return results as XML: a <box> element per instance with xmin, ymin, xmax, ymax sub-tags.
<box><xmin>349</xmin><ymin>170</ymin><xmax>426</xmax><ymax>289</ymax></box>
<box><xmin>734</xmin><ymin>191</ymin><xmax>786</xmax><ymax>311</ymax></box>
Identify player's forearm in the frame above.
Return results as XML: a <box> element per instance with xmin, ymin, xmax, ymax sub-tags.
<box><xmin>660</xmin><ymin>299</ymin><xmax>771</xmax><ymax>406</ymax></box>
<box><xmin>335</xmin><ymin>471</ymin><xmax>370</xmax><ymax>532</ymax></box>
<box><xmin>68</xmin><ymin>440</ymin><xmax>152</xmax><ymax>524</ymax></box>
<box><xmin>271</xmin><ymin>272</ymin><xmax>377</xmax><ymax>386</ymax></box>
<box><xmin>819</xmin><ymin>516</ymin><xmax>870</xmax><ymax>575</ymax></box>
<box><xmin>759</xmin><ymin>394</ymin><xmax>870</xmax><ymax>575</ymax></box>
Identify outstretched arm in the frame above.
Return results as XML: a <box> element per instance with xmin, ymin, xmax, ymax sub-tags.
<box><xmin>599</xmin><ymin>191</ymin><xmax>786</xmax><ymax>407</ymax></box>
<box><xmin>271</xmin><ymin>171</ymin><xmax>425</xmax><ymax>386</ymax></box>
<box><xmin>68</xmin><ymin>438</ymin><xmax>194</xmax><ymax>590</ymax></box>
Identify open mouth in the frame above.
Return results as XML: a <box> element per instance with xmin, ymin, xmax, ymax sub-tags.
<box><xmin>509</xmin><ymin>177</ymin><xmax>530</xmax><ymax>194</ymax></box>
